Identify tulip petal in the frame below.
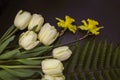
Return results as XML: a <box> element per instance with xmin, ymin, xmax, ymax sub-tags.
<box><xmin>25</xmin><ymin>41</ymin><xmax>39</xmax><ymax>50</ymax></box>
<box><xmin>42</xmin><ymin>59</ymin><xmax>64</xmax><ymax>75</ymax></box>
<box><xmin>14</xmin><ymin>10</ymin><xmax>31</xmax><ymax>30</ymax></box>
<box><xmin>19</xmin><ymin>31</ymin><xmax>38</xmax><ymax>50</ymax></box>
<box><xmin>38</xmin><ymin>23</ymin><xmax>59</xmax><ymax>45</ymax></box>
<box><xmin>52</xmin><ymin>46</ymin><xmax>72</xmax><ymax>61</ymax></box>
<box><xmin>38</xmin><ymin>23</ymin><xmax>51</xmax><ymax>41</ymax></box>
<box><xmin>28</xmin><ymin>14</ymin><xmax>44</xmax><ymax>32</ymax></box>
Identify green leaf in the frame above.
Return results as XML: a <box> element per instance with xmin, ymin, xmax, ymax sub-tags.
<box><xmin>0</xmin><ymin>49</ymin><xmax>20</xmax><ymax>59</ymax></box>
<box><xmin>0</xmin><ymin>70</ymin><xmax>19</xmax><ymax>80</ymax></box>
<box><xmin>17</xmin><ymin>59</ymin><xmax>41</xmax><ymax>65</ymax></box>
<box><xmin>64</xmin><ymin>40</ymin><xmax>120</xmax><ymax>80</ymax></box>
<box><xmin>0</xmin><ymin>36</ymin><xmax>15</xmax><ymax>54</ymax></box>
<box><xmin>3</xmin><ymin>68</ymin><xmax>37</xmax><ymax>78</ymax></box>
<box><xmin>17</xmin><ymin>46</ymin><xmax>52</xmax><ymax>58</ymax></box>
<box><xmin>22</xmin><ymin>46</ymin><xmax>52</xmax><ymax>54</ymax></box>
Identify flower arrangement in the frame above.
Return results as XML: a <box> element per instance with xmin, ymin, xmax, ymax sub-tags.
<box><xmin>0</xmin><ymin>10</ymin><xmax>119</xmax><ymax>80</ymax></box>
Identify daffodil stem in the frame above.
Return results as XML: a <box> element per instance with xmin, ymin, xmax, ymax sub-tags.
<box><xmin>59</xmin><ymin>29</ymin><xmax>66</xmax><ymax>36</ymax></box>
<box><xmin>79</xmin><ymin>33</ymin><xmax>89</xmax><ymax>40</ymax></box>
<box><xmin>0</xmin><ymin>65</ymin><xmax>41</xmax><ymax>69</ymax></box>
<box><xmin>55</xmin><ymin>33</ymin><xmax>89</xmax><ymax>47</ymax></box>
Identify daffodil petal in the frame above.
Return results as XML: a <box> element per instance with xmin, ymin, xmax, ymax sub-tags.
<box><xmin>65</xmin><ymin>16</ymin><xmax>75</xmax><ymax>24</ymax></box>
<box><xmin>57</xmin><ymin>22</ymin><xmax>67</xmax><ymax>29</ymax></box>
<box><xmin>68</xmin><ymin>25</ymin><xmax>77</xmax><ymax>33</ymax></box>
<box><xmin>56</xmin><ymin>15</ymin><xmax>76</xmax><ymax>33</ymax></box>
<box><xmin>56</xmin><ymin>18</ymin><xmax>64</xmax><ymax>22</ymax></box>
<box><xmin>79</xmin><ymin>25</ymin><xmax>88</xmax><ymax>30</ymax></box>
<box><xmin>81</xmin><ymin>20</ymin><xmax>87</xmax><ymax>26</ymax></box>
<box><xmin>87</xmin><ymin>18</ymin><xmax>99</xmax><ymax>25</ymax></box>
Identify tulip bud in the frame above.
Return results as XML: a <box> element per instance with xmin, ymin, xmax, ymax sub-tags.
<box><xmin>38</xmin><ymin>23</ymin><xmax>59</xmax><ymax>45</ymax></box>
<box><xmin>52</xmin><ymin>46</ymin><xmax>72</xmax><ymax>61</ymax></box>
<box><xmin>14</xmin><ymin>10</ymin><xmax>31</xmax><ymax>30</ymax></box>
<box><xmin>19</xmin><ymin>31</ymin><xmax>39</xmax><ymax>50</ymax></box>
<box><xmin>28</xmin><ymin>14</ymin><xmax>44</xmax><ymax>32</ymax></box>
<box><xmin>41</xmin><ymin>59</ymin><xmax>64</xmax><ymax>75</ymax></box>
<box><xmin>41</xmin><ymin>74</ymin><xmax>65</xmax><ymax>80</ymax></box>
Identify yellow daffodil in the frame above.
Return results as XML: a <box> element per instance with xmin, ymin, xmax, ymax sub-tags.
<box><xmin>78</xmin><ymin>18</ymin><xmax>103</xmax><ymax>35</ymax></box>
<box><xmin>56</xmin><ymin>16</ymin><xmax>77</xmax><ymax>33</ymax></box>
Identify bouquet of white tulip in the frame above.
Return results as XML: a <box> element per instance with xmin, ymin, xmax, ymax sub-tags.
<box><xmin>0</xmin><ymin>10</ymin><xmax>104</xmax><ymax>80</ymax></box>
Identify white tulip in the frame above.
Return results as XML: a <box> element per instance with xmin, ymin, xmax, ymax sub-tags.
<box><xmin>28</xmin><ymin>14</ymin><xmax>44</xmax><ymax>32</ymax></box>
<box><xmin>53</xmin><ymin>46</ymin><xmax>72</xmax><ymax>61</ymax></box>
<box><xmin>41</xmin><ymin>59</ymin><xmax>64</xmax><ymax>75</ymax></box>
<box><xmin>38</xmin><ymin>23</ymin><xmax>59</xmax><ymax>45</ymax></box>
<box><xmin>19</xmin><ymin>31</ymin><xmax>39</xmax><ymax>50</ymax></box>
<box><xmin>14</xmin><ymin>10</ymin><xmax>31</xmax><ymax>30</ymax></box>
<box><xmin>41</xmin><ymin>75</ymin><xmax>54</xmax><ymax>80</ymax></box>
<box><xmin>41</xmin><ymin>74</ymin><xmax>65</xmax><ymax>80</ymax></box>
<box><xmin>55</xmin><ymin>76</ymin><xmax>65</xmax><ymax>80</ymax></box>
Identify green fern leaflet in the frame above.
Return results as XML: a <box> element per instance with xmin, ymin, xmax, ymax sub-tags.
<box><xmin>64</xmin><ymin>41</ymin><xmax>120</xmax><ymax>80</ymax></box>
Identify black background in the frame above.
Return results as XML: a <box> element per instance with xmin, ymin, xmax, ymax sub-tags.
<box><xmin>0</xmin><ymin>0</ymin><xmax>120</xmax><ymax>45</ymax></box>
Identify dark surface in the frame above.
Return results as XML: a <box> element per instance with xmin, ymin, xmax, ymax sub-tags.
<box><xmin>0</xmin><ymin>0</ymin><xmax>120</xmax><ymax>44</ymax></box>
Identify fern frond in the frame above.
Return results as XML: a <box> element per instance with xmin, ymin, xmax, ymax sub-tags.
<box><xmin>66</xmin><ymin>42</ymin><xmax>80</xmax><ymax>73</ymax></box>
<box><xmin>111</xmin><ymin>46</ymin><xmax>119</xmax><ymax>67</ymax></box>
<box><xmin>84</xmin><ymin>40</ymin><xmax>95</xmax><ymax>70</ymax></box>
<box><xmin>64</xmin><ymin>40</ymin><xmax>120</xmax><ymax>80</ymax></box>
<box><xmin>104</xmin><ymin>43</ymin><xmax>113</xmax><ymax>68</ymax></box>
<box><xmin>91</xmin><ymin>41</ymin><xmax>102</xmax><ymax>70</ymax></box>
<box><xmin>94</xmin><ymin>71</ymin><xmax>104</xmax><ymax>80</ymax></box>
<box><xmin>98</xmin><ymin>41</ymin><xmax>107</xmax><ymax>69</ymax></box>
<box><xmin>77</xmin><ymin>41</ymin><xmax>90</xmax><ymax>71</ymax></box>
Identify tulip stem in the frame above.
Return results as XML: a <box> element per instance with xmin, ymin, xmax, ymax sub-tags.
<box><xmin>5</xmin><ymin>27</ymin><xmax>18</xmax><ymax>40</ymax></box>
<box><xmin>18</xmin><ymin>46</ymin><xmax>22</xmax><ymax>50</ymax></box>
<box><xmin>9</xmin><ymin>27</ymin><xmax>18</xmax><ymax>36</ymax></box>
<box><xmin>0</xmin><ymin>56</ymin><xmax>53</xmax><ymax>64</ymax></box>
<box><xmin>39</xmin><ymin>71</ymin><xmax>44</xmax><ymax>77</ymax></box>
<box><xmin>24</xmin><ymin>56</ymin><xmax>53</xmax><ymax>60</ymax></box>
<box><xmin>0</xmin><ymin>65</ymin><xmax>41</xmax><ymax>69</ymax></box>
<box><xmin>0</xmin><ymin>26</ymin><xmax>18</xmax><ymax>43</ymax></box>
